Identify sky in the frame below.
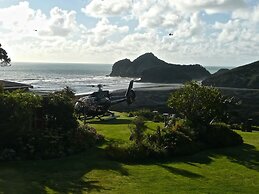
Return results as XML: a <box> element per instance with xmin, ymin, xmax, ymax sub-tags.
<box><xmin>0</xmin><ymin>0</ymin><xmax>258</xmax><ymax>66</ymax></box>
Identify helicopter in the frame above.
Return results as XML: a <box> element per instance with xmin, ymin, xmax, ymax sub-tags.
<box><xmin>74</xmin><ymin>80</ymin><xmax>135</xmax><ymax>120</ymax></box>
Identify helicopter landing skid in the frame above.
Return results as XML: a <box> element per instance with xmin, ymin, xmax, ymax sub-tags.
<box><xmin>77</xmin><ymin>111</ymin><xmax>119</xmax><ymax>121</ymax></box>
<box><xmin>98</xmin><ymin>111</ymin><xmax>119</xmax><ymax>121</ymax></box>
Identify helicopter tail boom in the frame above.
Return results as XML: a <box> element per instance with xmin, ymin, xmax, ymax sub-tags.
<box><xmin>125</xmin><ymin>80</ymin><xmax>135</xmax><ymax>104</ymax></box>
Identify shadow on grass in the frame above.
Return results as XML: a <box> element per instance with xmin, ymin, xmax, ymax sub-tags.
<box><xmin>0</xmin><ymin>147</ymin><xmax>129</xmax><ymax>194</ymax></box>
<box><xmin>157</xmin><ymin>164</ymin><xmax>204</xmax><ymax>178</ymax></box>
<box><xmin>112</xmin><ymin>141</ymin><xmax>259</xmax><ymax>175</ymax></box>
<box><xmin>213</xmin><ymin>143</ymin><xmax>259</xmax><ymax>171</ymax></box>
<box><xmin>88</xmin><ymin>118</ymin><xmax>132</xmax><ymax>125</ymax></box>
<box><xmin>167</xmin><ymin>143</ymin><xmax>259</xmax><ymax>172</ymax></box>
<box><xmin>104</xmin><ymin>138</ymin><xmax>128</xmax><ymax>146</ymax></box>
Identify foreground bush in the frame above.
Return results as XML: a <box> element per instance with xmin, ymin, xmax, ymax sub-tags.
<box><xmin>200</xmin><ymin>123</ymin><xmax>243</xmax><ymax>148</ymax></box>
<box><xmin>0</xmin><ymin>91</ymin><xmax>42</xmax><ymax>151</ymax></box>
<box><xmin>107</xmin><ymin>118</ymin><xmax>198</xmax><ymax>162</ymax></box>
<box><xmin>168</xmin><ymin>81</ymin><xmax>237</xmax><ymax>128</ymax></box>
<box><xmin>0</xmin><ymin>89</ymin><xmax>103</xmax><ymax>160</ymax></box>
<box><xmin>107</xmin><ymin>117</ymin><xmax>243</xmax><ymax>162</ymax></box>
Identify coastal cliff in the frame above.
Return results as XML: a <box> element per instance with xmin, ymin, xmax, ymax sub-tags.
<box><xmin>110</xmin><ymin>53</ymin><xmax>210</xmax><ymax>83</ymax></box>
<box><xmin>202</xmin><ymin>61</ymin><xmax>259</xmax><ymax>89</ymax></box>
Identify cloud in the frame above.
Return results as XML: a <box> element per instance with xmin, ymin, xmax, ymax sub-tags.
<box><xmin>85</xmin><ymin>17</ymin><xmax>129</xmax><ymax>47</ymax></box>
<box><xmin>232</xmin><ymin>4</ymin><xmax>259</xmax><ymax>22</ymax></box>
<box><xmin>0</xmin><ymin>1</ymin><xmax>79</xmax><ymax>37</ymax></box>
<box><xmin>90</xmin><ymin>17</ymin><xmax>128</xmax><ymax>36</ymax></box>
<box><xmin>214</xmin><ymin>20</ymin><xmax>241</xmax><ymax>42</ymax></box>
<box><xmin>0</xmin><ymin>0</ymin><xmax>258</xmax><ymax>66</ymax></box>
<box><xmin>40</xmin><ymin>7</ymin><xmax>77</xmax><ymax>36</ymax></box>
<box><xmin>0</xmin><ymin>1</ymin><xmax>84</xmax><ymax>62</ymax></box>
<box><xmin>82</xmin><ymin>0</ymin><xmax>132</xmax><ymax>17</ymax></box>
<box><xmin>0</xmin><ymin>1</ymin><xmax>46</xmax><ymax>34</ymax></box>
<box><xmin>171</xmin><ymin>0</ymin><xmax>247</xmax><ymax>14</ymax></box>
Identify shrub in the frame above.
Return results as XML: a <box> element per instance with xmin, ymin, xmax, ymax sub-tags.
<box><xmin>129</xmin><ymin>117</ymin><xmax>147</xmax><ymax>146</ymax></box>
<box><xmin>0</xmin><ymin>149</ymin><xmax>17</xmax><ymax>161</ymax></box>
<box><xmin>132</xmin><ymin>109</ymin><xmax>163</xmax><ymax>122</ymax></box>
<box><xmin>0</xmin><ymin>89</ymin><xmax>102</xmax><ymax>160</ymax></box>
<box><xmin>252</xmin><ymin>125</ymin><xmax>259</xmax><ymax>131</ymax></box>
<box><xmin>168</xmin><ymin>81</ymin><xmax>236</xmax><ymax>128</ymax></box>
<box><xmin>167</xmin><ymin>119</ymin><xmax>197</xmax><ymax>140</ymax></box>
<box><xmin>133</xmin><ymin>109</ymin><xmax>154</xmax><ymax>120</ymax></box>
<box><xmin>108</xmin><ymin>118</ymin><xmax>200</xmax><ymax>162</ymax></box>
<box><xmin>70</xmin><ymin>124</ymin><xmax>104</xmax><ymax>152</ymax></box>
<box><xmin>0</xmin><ymin>91</ymin><xmax>42</xmax><ymax>150</ymax></box>
<box><xmin>200</xmin><ymin>123</ymin><xmax>243</xmax><ymax>148</ymax></box>
<box><xmin>42</xmin><ymin>91</ymin><xmax>78</xmax><ymax>132</ymax></box>
<box><xmin>106</xmin><ymin>143</ymin><xmax>153</xmax><ymax>162</ymax></box>
<box><xmin>147</xmin><ymin>127</ymin><xmax>199</xmax><ymax>156</ymax></box>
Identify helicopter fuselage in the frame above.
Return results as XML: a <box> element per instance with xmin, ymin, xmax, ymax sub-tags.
<box><xmin>74</xmin><ymin>80</ymin><xmax>135</xmax><ymax>119</ymax></box>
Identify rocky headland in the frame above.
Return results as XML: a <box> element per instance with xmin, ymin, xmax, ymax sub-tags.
<box><xmin>110</xmin><ymin>53</ymin><xmax>210</xmax><ymax>83</ymax></box>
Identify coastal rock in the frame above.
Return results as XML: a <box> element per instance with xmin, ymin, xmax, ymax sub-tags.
<box><xmin>109</xmin><ymin>59</ymin><xmax>132</xmax><ymax>77</ymax></box>
<box><xmin>110</xmin><ymin>53</ymin><xmax>168</xmax><ymax>77</ymax></box>
<box><xmin>202</xmin><ymin>61</ymin><xmax>259</xmax><ymax>89</ymax></box>
<box><xmin>110</xmin><ymin>52</ymin><xmax>211</xmax><ymax>83</ymax></box>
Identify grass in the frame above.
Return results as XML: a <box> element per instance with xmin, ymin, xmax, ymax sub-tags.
<box><xmin>0</xmin><ymin>113</ymin><xmax>259</xmax><ymax>194</ymax></box>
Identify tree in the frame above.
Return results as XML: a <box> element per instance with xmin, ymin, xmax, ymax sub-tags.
<box><xmin>0</xmin><ymin>44</ymin><xmax>11</xmax><ymax>66</ymax></box>
<box><xmin>167</xmin><ymin>81</ymin><xmax>235</xmax><ymax>127</ymax></box>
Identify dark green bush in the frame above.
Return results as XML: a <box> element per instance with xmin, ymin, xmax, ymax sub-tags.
<box><xmin>0</xmin><ymin>89</ymin><xmax>102</xmax><ymax>160</ymax></box>
<box><xmin>0</xmin><ymin>91</ymin><xmax>42</xmax><ymax>150</ymax></box>
<box><xmin>0</xmin><ymin>148</ymin><xmax>17</xmax><ymax>161</ymax></box>
<box><xmin>107</xmin><ymin>118</ymin><xmax>200</xmax><ymax>162</ymax></box>
<box><xmin>231</xmin><ymin>124</ymin><xmax>242</xmax><ymax>130</ymax></box>
<box><xmin>106</xmin><ymin>143</ymin><xmax>154</xmax><ymax>162</ymax></box>
<box><xmin>42</xmin><ymin>90</ymin><xmax>78</xmax><ymax>132</ymax></box>
<box><xmin>107</xmin><ymin>128</ymin><xmax>199</xmax><ymax>162</ymax></box>
<box><xmin>168</xmin><ymin>82</ymin><xmax>236</xmax><ymax>127</ymax></box>
<box><xmin>108</xmin><ymin>116</ymin><xmax>244</xmax><ymax>162</ymax></box>
<box><xmin>167</xmin><ymin>119</ymin><xmax>197</xmax><ymax>140</ymax></box>
<box><xmin>252</xmin><ymin>125</ymin><xmax>259</xmax><ymax>131</ymax></box>
<box><xmin>133</xmin><ymin>109</ymin><xmax>154</xmax><ymax>120</ymax></box>
<box><xmin>129</xmin><ymin>116</ymin><xmax>147</xmax><ymax>146</ymax></box>
<box><xmin>132</xmin><ymin>109</ymin><xmax>163</xmax><ymax>122</ymax></box>
<box><xmin>147</xmin><ymin>127</ymin><xmax>199</xmax><ymax>156</ymax></box>
<box><xmin>70</xmin><ymin>124</ymin><xmax>104</xmax><ymax>152</ymax></box>
<box><xmin>200</xmin><ymin>123</ymin><xmax>243</xmax><ymax>148</ymax></box>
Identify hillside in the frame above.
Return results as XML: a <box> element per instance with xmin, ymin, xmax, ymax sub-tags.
<box><xmin>141</xmin><ymin>64</ymin><xmax>209</xmax><ymax>83</ymax></box>
<box><xmin>202</xmin><ymin>61</ymin><xmax>259</xmax><ymax>89</ymax></box>
<box><xmin>110</xmin><ymin>53</ymin><xmax>210</xmax><ymax>83</ymax></box>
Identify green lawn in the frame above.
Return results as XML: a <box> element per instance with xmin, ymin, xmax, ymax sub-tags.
<box><xmin>0</xmin><ymin>113</ymin><xmax>259</xmax><ymax>194</ymax></box>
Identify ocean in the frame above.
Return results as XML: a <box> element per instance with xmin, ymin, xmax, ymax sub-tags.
<box><xmin>0</xmin><ymin>62</ymin><xmax>232</xmax><ymax>94</ymax></box>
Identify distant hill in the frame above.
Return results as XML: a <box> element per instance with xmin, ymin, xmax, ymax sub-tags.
<box><xmin>202</xmin><ymin>61</ymin><xmax>259</xmax><ymax>89</ymax></box>
<box><xmin>212</xmin><ymin>68</ymin><xmax>229</xmax><ymax>76</ymax></box>
<box><xmin>110</xmin><ymin>53</ymin><xmax>210</xmax><ymax>83</ymax></box>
